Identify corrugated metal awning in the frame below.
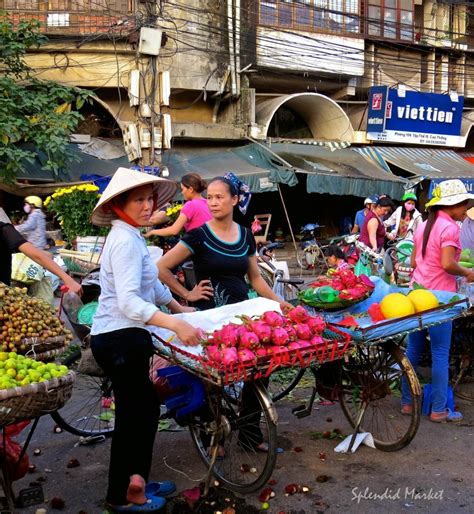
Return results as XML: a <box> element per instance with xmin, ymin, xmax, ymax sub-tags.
<box><xmin>270</xmin><ymin>143</ymin><xmax>406</xmax><ymax>198</ymax></box>
<box><xmin>356</xmin><ymin>147</ymin><xmax>474</xmax><ymax>179</ymax></box>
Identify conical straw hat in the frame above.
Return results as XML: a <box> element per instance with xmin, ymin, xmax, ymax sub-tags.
<box><xmin>91</xmin><ymin>167</ymin><xmax>177</xmax><ymax>226</ymax></box>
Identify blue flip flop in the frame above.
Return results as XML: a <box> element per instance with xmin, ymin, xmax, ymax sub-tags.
<box><xmin>255</xmin><ymin>443</ymin><xmax>284</xmax><ymax>454</ymax></box>
<box><xmin>107</xmin><ymin>495</ymin><xmax>166</xmax><ymax>512</ymax></box>
<box><xmin>145</xmin><ymin>481</ymin><xmax>176</xmax><ymax>497</ymax></box>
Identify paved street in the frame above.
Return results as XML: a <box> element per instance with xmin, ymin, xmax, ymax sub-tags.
<box><xmin>12</xmin><ymin>381</ymin><xmax>474</xmax><ymax>513</ymax></box>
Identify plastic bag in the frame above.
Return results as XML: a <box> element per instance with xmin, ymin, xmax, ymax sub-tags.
<box><xmin>11</xmin><ymin>253</ymin><xmax>45</xmax><ymax>284</ymax></box>
<box><xmin>0</xmin><ymin>421</ymin><xmax>30</xmax><ymax>481</ymax></box>
<box><xmin>251</xmin><ymin>218</ymin><xmax>262</xmax><ymax>234</ymax></box>
<box><xmin>354</xmin><ymin>253</ymin><xmax>371</xmax><ymax>277</ymax></box>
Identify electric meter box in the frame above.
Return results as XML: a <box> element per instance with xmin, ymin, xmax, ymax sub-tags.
<box><xmin>138</xmin><ymin>27</ymin><xmax>162</xmax><ymax>56</ymax></box>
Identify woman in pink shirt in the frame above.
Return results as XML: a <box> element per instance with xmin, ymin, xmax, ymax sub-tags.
<box><xmin>145</xmin><ymin>173</ymin><xmax>212</xmax><ymax>238</ymax></box>
<box><xmin>401</xmin><ymin>179</ymin><xmax>474</xmax><ymax>423</ymax></box>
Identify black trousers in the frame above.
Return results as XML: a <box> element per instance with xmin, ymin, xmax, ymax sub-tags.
<box><xmin>91</xmin><ymin>328</ymin><xmax>159</xmax><ymax>505</ymax></box>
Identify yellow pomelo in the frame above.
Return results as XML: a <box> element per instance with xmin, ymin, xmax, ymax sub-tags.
<box><xmin>380</xmin><ymin>293</ymin><xmax>416</xmax><ymax>319</ymax></box>
<box><xmin>407</xmin><ymin>289</ymin><xmax>439</xmax><ymax>313</ymax></box>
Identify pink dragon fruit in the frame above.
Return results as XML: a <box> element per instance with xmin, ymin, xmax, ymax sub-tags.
<box><xmin>220</xmin><ymin>324</ymin><xmax>239</xmax><ymax>347</ymax></box>
<box><xmin>272</xmin><ymin>327</ymin><xmax>290</xmax><ymax>346</ymax></box>
<box><xmin>239</xmin><ymin>330</ymin><xmax>260</xmax><ymax>349</ymax></box>
<box><xmin>262</xmin><ymin>311</ymin><xmax>285</xmax><ymax>327</ymax></box>
<box><xmin>284</xmin><ymin>324</ymin><xmax>297</xmax><ymax>341</ymax></box>
<box><xmin>221</xmin><ymin>347</ymin><xmax>239</xmax><ymax>365</ymax></box>
<box><xmin>287</xmin><ymin>305</ymin><xmax>309</xmax><ymax>323</ymax></box>
<box><xmin>288</xmin><ymin>341</ymin><xmax>305</xmax><ymax>351</ymax></box>
<box><xmin>267</xmin><ymin>345</ymin><xmax>287</xmax><ymax>357</ymax></box>
<box><xmin>295</xmin><ymin>323</ymin><xmax>312</xmax><ymax>340</ymax></box>
<box><xmin>309</xmin><ymin>335</ymin><xmax>324</xmax><ymax>346</ymax></box>
<box><xmin>307</xmin><ymin>316</ymin><xmax>326</xmax><ymax>334</ymax></box>
<box><xmin>205</xmin><ymin>345</ymin><xmax>222</xmax><ymax>363</ymax></box>
<box><xmin>250</xmin><ymin>321</ymin><xmax>272</xmax><ymax>344</ymax></box>
<box><xmin>238</xmin><ymin>349</ymin><xmax>257</xmax><ymax>364</ymax></box>
<box><xmin>295</xmin><ymin>339</ymin><xmax>312</xmax><ymax>350</ymax></box>
<box><xmin>256</xmin><ymin>347</ymin><xmax>269</xmax><ymax>358</ymax></box>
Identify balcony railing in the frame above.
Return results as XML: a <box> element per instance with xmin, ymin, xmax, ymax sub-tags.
<box><xmin>0</xmin><ymin>0</ymin><xmax>134</xmax><ymax>36</ymax></box>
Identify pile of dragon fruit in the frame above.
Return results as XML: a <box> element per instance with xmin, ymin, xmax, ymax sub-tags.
<box><xmin>202</xmin><ymin>305</ymin><xmax>327</xmax><ymax>367</ymax></box>
<box><xmin>308</xmin><ymin>269</ymin><xmax>374</xmax><ymax>301</ymax></box>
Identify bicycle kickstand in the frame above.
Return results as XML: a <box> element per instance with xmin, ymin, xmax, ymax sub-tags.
<box><xmin>347</xmin><ymin>401</ymin><xmax>368</xmax><ymax>452</ymax></box>
<box><xmin>292</xmin><ymin>385</ymin><xmax>318</xmax><ymax>418</ymax></box>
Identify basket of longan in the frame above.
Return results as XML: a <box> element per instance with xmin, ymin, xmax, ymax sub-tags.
<box><xmin>0</xmin><ymin>284</ymin><xmax>73</xmax><ymax>361</ymax></box>
<box><xmin>0</xmin><ymin>352</ymin><xmax>75</xmax><ymax>425</ymax></box>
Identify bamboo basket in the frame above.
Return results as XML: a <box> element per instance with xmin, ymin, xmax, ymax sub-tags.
<box><xmin>0</xmin><ymin>371</ymin><xmax>75</xmax><ymax>426</ymax></box>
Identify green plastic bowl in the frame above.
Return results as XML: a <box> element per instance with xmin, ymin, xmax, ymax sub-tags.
<box><xmin>77</xmin><ymin>301</ymin><xmax>99</xmax><ymax>326</ymax></box>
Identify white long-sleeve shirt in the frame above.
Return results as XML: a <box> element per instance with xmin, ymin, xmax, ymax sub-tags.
<box><xmin>16</xmin><ymin>209</ymin><xmax>47</xmax><ymax>249</ymax></box>
<box><xmin>91</xmin><ymin>220</ymin><xmax>172</xmax><ymax>335</ymax></box>
<box><xmin>383</xmin><ymin>206</ymin><xmax>422</xmax><ymax>241</ymax></box>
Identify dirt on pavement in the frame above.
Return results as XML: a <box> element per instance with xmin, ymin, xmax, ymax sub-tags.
<box><xmin>10</xmin><ymin>386</ymin><xmax>473</xmax><ymax>514</ymax></box>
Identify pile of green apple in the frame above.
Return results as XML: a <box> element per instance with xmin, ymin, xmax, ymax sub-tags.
<box><xmin>0</xmin><ymin>352</ymin><xmax>69</xmax><ymax>390</ymax></box>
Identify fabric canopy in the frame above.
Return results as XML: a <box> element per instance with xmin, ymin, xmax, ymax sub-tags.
<box><xmin>1</xmin><ymin>143</ymin><xmax>130</xmax><ymax>196</ymax></box>
<box><xmin>269</xmin><ymin>143</ymin><xmax>406</xmax><ymax>198</ymax></box>
<box><xmin>356</xmin><ymin>147</ymin><xmax>474</xmax><ymax>179</ymax></box>
<box><xmin>164</xmin><ymin>144</ymin><xmax>298</xmax><ymax>193</ymax></box>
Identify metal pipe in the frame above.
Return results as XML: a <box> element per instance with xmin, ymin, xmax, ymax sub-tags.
<box><xmin>235</xmin><ymin>0</ymin><xmax>241</xmax><ymax>95</ymax></box>
<box><xmin>227</xmin><ymin>0</ymin><xmax>237</xmax><ymax>96</ymax></box>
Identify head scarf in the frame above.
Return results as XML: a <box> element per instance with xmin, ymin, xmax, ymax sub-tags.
<box><xmin>223</xmin><ymin>172</ymin><xmax>252</xmax><ymax>215</ymax></box>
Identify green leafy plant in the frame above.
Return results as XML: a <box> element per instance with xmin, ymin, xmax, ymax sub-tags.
<box><xmin>45</xmin><ymin>184</ymin><xmax>108</xmax><ymax>244</ymax></box>
<box><xmin>0</xmin><ymin>15</ymin><xmax>92</xmax><ymax>183</ymax></box>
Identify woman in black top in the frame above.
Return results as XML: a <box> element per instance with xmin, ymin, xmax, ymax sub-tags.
<box><xmin>158</xmin><ymin>176</ymin><xmax>291</xmax><ymax>451</ymax></box>
<box><xmin>158</xmin><ymin>176</ymin><xmax>289</xmax><ymax>312</ymax></box>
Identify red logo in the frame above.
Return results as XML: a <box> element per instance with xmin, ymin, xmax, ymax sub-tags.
<box><xmin>372</xmin><ymin>93</ymin><xmax>383</xmax><ymax>110</ymax></box>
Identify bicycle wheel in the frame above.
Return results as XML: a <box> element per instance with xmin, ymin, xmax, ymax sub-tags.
<box><xmin>51</xmin><ymin>350</ymin><xmax>115</xmax><ymax>437</ymax></box>
<box><xmin>451</xmin><ymin>317</ymin><xmax>474</xmax><ymax>402</ymax></box>
<box><xmin>339</xmin><ymin>343</ymin><xmax>421</xmax><ymax>452</ymax></box>
<box><xmin>268</xmin><ymin>367</ymin><xmax>306</xmax><ymax>402</ymax></box>
<box><xmin>189</xmin><ymin>380</ymin><xmax>277</xmax><ymax>493</ymax></box>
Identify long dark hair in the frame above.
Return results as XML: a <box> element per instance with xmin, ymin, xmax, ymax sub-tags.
<box><xmin>181</xmin><ymin>173</ymin><xmax>207</xmax><ymax>193</ymax></box>
<box><xmin>421</xmin><ymin>207</ymin><xmax>441</xmax><ymax>257</ymax></box>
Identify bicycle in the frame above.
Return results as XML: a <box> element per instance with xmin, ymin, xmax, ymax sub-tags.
<box><xmin>268</xmin><ymin>338</ymin><xmax>421</xmax><ymax>452</ymax></box>
<box><xmin>51</xmin><ymin>275</ymin><xmax>115</xmax><ymax>437</ymax></box>
<box><xmin>151</xmin><ymin>335</ymin><xmax>280</xmax><ymax>493</ymax></box>
<box><xmin>256</xmin><ymin>243</ymin><xmax>306</xmax><ymax>302</ymax></box>
<box><xmin>295</xmin><ymin>224</ymin><xmax>330</xmax><ymax>275</ymax></box>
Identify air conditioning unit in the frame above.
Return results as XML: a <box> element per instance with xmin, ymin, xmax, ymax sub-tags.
<box><xmin>123</xmin><ymin>123</ymin><xmax>142</xmax><ymax>161</ymax></box>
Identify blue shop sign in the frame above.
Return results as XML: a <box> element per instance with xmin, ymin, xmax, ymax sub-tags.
<box><xmin>428</xmin><ymin>178</ymin><xmax>474</xmax><ymax>197</ymax></box>
<box><xmin>367</xmin><ymin>87</ymin><xmax>464</xmax><ymax>147</ymax></box>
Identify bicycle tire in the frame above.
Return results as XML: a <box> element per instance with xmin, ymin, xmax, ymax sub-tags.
<box><xmin>268</xmin><ymin>368</ymin><xmax>306</xmax><ymax>402</ymax></box>
<box><xmin>339</xmin><ymin>343</ymin><xmax>421</xmax><ymax>452</ymax></box>
<box><xmin>51</xmin><ymin>350</ymin><xmax>115</xmax><ymax>437</ymax></box>
<box><xmin>189</xmin><ymin>381</ymin><xmax>277</xmax><ymax>493</ymax></box>
<box><xmin>452</xmin><ymin>361</ymin><xmax>474</xmax><ymax>402</ymax></box>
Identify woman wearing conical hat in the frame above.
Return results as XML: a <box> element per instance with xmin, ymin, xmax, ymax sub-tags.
<box><xmin>90</xmin><ymin>168</ymin><xmax>201</xmax><ymax>512</ymax></box>
<box><xmin>401</xmin><ymin>179</ymin><xmax>474</xmax><ymax>424</ymax></box>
